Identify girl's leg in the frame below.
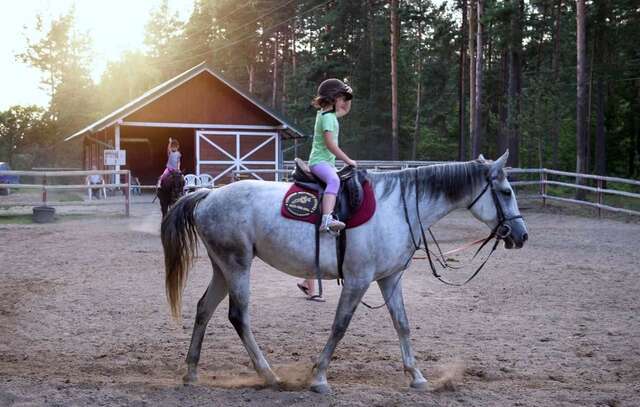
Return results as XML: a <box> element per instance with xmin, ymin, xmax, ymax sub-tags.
<box><xmin>310</xmin><ymin>162</ymin><xmax>340</xmax><ymax>214</ymax></box>
<box><xmin>158</xmin><ymin>168</ymin><xmax>170</xmax><ymax>186</ymax></box>
<box><xmin>321</xmin><ymin>194</ymin><xmax>336</xmax><ymax>215</ymax></box>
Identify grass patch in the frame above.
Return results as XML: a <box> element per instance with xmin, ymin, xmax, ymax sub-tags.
<box><xmin>0</xmin><ymin>212</ymin><xmax>122</xmax><ymax>225</ymax></box>
<box><xmin>53</xmin><ymin>192</ymin><xmax>84</xmax><ymax>202</ymax></box>
<box><xmin>0</xmin><ymin>214</ymin><xmax>33</xmax><ymax>224</ymax></box>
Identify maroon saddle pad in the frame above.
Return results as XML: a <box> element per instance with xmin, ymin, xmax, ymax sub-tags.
<box><xmin>281</xmin><ymin>181</ymin><xmax>376</xmax><ymax>228</ymax></box>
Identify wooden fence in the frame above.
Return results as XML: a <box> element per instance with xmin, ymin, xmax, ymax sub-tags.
<box><xmin>0</xmin><ymin>170</ymin><xmax>132</xmax><ymax>216</ymax></box>
<box><xmin>232</xmin><ymin>161</ymin><xmax>640</xmax><ymax>218</ymax></box>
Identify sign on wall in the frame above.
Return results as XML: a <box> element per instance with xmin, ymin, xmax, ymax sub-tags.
<box><xmin>104</xmin><ymin>149</ymin><xmax>126</xmax><ymax>166</ymax></box>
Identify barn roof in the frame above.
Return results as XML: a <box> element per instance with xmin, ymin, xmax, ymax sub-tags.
<box><xmin>65</xmin><ymin>62</ymin><xmax>307</xmax><ymax>141</ymax></box>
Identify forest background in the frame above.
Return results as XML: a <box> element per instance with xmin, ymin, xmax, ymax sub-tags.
<box><xmin>1</xmin><ymin>0</ymin><xmax>638</xmax><ymax>179</ymax></box>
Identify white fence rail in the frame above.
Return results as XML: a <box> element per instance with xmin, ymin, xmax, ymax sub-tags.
<box><xmin>233</xmin><ymin>162</ymin><xmax>640</xmax><ymax>218</ymax></box>
<box><xmin>507</xmin><ymin>167</ymin><xmax>640</xmax><ymax>217</ymax></box>
<box><xmin>0</xmin><ymin>170</ymin><xmax>132</xmax><ymax>216</ymax></box>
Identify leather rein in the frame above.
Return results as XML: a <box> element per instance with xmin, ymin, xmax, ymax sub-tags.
<box><xmin>401</xmin><ymin>170</ymin><xmax>523</xmax><ymax>287</ymax></box>
<box><xmin>360</xmin><ymin>170</ymin><xmax>522</xmax><ymax>310</ymax></box>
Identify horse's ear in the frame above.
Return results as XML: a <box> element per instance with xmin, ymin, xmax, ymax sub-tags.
<box><xmin>477</xmin><ymin>154</ymin><xmax>486</xmax><ymax>162</ymax></box>
<box><xmin>490</xmin><ymin>150</ymin><xmax>509</xmax><ymax>177</ymax></box>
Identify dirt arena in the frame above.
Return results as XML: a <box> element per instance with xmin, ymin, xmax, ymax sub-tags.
<box><xmin>1</xmin><ymin>201</ymin><xmax>639</xmax><ymax>406</ymax></box>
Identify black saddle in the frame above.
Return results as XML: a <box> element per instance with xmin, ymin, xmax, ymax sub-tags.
<box><xmin>291</xmin><ymin>158</ymin><xmax>368</xmax><ymax>222</ymax></box>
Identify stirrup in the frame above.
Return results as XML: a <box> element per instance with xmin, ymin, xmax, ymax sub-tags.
<box><xmin>320</xmin><ymin>216</ymin><xmax>344</xmax><ymax>236</ymax></box>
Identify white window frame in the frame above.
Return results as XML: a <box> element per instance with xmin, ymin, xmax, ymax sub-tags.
<box><xmin>195</xmin><ymin>130</ymin><xmax>279</xmax><ymax>182</ymax></box>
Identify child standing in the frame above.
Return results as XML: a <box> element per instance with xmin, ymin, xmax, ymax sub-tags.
<box><xmin>160</xmin><ymin>137</ymin><xmax>181</xmax><ymax>184</ymax></box>
<box><xmin>298</xmin><ymin>78</ymin><xmax>356</xmax><ymax>302</ymax></box>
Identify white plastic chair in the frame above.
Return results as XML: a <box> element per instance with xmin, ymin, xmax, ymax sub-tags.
<box><xmin>184</xmin><ymin>174</ymin><xmax>200</xmax><ymax>193</ymax></box>
<box><xmin>198</xmin><ymin>173</ymin><xmax>214</xmax><ymax>189</ymax></box>
<box><xmin>86</xmin><ymin>177</ymin><xmax>107</xmax><ymax>200</ymax></box>
<box><xmin>131</xmin><ymin>177</ymin><xmax>142</xmax><ymax>196</ymax></box>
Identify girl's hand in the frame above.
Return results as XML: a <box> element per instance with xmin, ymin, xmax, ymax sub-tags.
<box><xmin>346</xmin><ymin>159</ymin><xmax>357</xmax><ymax>167</ymax></box>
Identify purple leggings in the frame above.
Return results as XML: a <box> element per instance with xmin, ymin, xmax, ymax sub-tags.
<box><xmin>310</xmin><ymin>162</ymin><xmax>339</xmax><ymax>195</ymax></box>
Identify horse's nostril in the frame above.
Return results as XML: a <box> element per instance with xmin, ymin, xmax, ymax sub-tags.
<box><xmin>522</xmin><ymin>233</ymin><xmax>528</xmax><ymax>242</ymax></box>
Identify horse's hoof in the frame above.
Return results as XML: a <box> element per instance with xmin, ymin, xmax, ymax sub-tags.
<box><xmin>410</xmin><ymin>379</ymin><xmax>428</xmax><ymax>391</ymax></box>
<box><xmin>310</xmin><ymin>382</ymin><xmax>331</xmax><ymax>394</ymax></box>
<box><xmin>183</xmin><ymin>372</ymin><xmax>198</xmax><ymax>385</ymax></box>
<box><xmin>265</xmin><ymin>375</ymin><xmax>283</xmax><ymax>389</ymax></box>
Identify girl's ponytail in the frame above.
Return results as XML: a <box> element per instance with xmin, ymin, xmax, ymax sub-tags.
<box><xmin>311</xmin><ymin>96</ymin><xmax>334</xmax><ymax>109</ymax></box>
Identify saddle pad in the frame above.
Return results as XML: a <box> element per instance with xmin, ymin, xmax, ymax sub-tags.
<box><xmin>281</xmin><ymin>181</ymin><xmax>376</xmax><ymax>228</ymax></box>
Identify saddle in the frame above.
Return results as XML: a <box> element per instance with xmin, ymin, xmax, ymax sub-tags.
<box><xmin>284</xmin><ymin>158</ymin><xmax>375</xmax><ymax>295</ymax></box>
<box><xmin>291</xmin><ymin>158</ymin><xmax>368</xmax><ymax>223</ymax></box>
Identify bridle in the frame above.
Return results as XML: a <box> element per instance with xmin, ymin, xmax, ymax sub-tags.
<box><xmin>401</xmin><ymin>170</ymin><xmax>523</xmax><ymax>287</ymax></box>
<box><xmin>361</xmin><ymin>169</ymin><xmax>523</xmax><ymax>310</ymax></box>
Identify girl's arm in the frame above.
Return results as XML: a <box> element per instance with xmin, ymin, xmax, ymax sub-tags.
<box><xmin>323</xmin><ymin>131</ymin><xmax>357</xmax><ymax>166</ymax></box>
<box><xmin>167</xmin><ymin>138</ymin><xmax>172</xmax><ymax>155</ymax></box>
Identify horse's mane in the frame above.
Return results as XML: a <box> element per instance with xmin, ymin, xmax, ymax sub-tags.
<box><xmin>370</xmin><ymin>160</ymin><xmax>489</xmax><ymax>202</ymax></box>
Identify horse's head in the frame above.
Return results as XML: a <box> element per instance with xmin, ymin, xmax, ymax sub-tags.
<box><xmin>467</xmin><ymin>151</ymin><xmax>528</xmax><ymax>249</ymax></box>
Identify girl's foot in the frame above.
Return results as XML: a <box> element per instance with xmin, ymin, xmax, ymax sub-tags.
<box><xmin>320</xmin><ymin>214</ymin><xmax>345</xmax><ymax>234</ymax></box>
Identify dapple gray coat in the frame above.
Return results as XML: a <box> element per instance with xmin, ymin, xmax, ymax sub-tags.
<box><xmin>161</xmin><ymin>152</ymin><xmax>528</xmax><ymax>393</ymax></box>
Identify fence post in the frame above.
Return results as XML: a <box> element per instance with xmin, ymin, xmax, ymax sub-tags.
<box><xmin>125</xmin><ymin>171</ymin><xmax>131</xmax><ymax>217</ymax></box>
<box><xmin>540</xmin><ymin>169</ymin><xmax>547</xmax><ymax>207</ymax></box>
<box><xmin>596</xmin><ymin>178</ymin><xmax>603</xmax><ymax>219</ymax></box>
<box><xmin>42</xmin><ymin>174</ymin><xmax>48</xmax><ymax>206</ymax></box>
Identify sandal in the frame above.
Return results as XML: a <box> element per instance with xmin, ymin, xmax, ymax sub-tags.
<box><xmin>297</xmin><ymin>283</ymin><xmax>309</xmax><ymax>296</ymax></box>
<box><xmin>306</xmin><ymin>295</ymin><xmax>326</xmax><ymax>302</ymax></box>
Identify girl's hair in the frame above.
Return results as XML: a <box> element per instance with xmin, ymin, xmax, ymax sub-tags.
<box><xmin>170</xmin><ymin>139</ymin><xmax>180</xmax><ymax>149</ymax></box>
<box><xmin>311</xmin><ymin>96</ymin><xmax>334</xmax><ymax>110</ymax></box>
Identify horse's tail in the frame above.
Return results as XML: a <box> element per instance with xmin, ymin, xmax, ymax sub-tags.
<box><xmin>161</xmin><ymin>189</ymin><xmax>210</xmax><ymax>320</ymax></box>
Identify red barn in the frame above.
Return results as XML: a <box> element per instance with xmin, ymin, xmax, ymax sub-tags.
<box><xmin>66</xmin><ymin>62</ymin><xmax>306</xmax><ymax>185</ymax></box>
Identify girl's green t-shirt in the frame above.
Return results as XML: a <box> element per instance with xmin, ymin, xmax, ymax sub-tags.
<box><xmin>308</xmin><ymin>110</ymin><xmax>339</xmax><ymax>167</ymax></box>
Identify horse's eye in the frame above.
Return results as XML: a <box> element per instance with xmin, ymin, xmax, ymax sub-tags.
<box><xmin>502</xmin><ymin>189</ymin><xmax>512</xmax><ymax>196</ymax></box>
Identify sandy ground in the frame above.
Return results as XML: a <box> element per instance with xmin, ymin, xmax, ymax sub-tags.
<box><xmin>1</xmin><ymin>201</ymin><xmax>639</xmax><ymax>406</ymax></box>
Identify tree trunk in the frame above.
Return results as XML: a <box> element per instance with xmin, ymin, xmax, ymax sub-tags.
<box><xmin>594</xmin><ymin>78</ymin><xmax>606</xmax><ymax>176</ymax></box>
<box><xmin>468</xmin><ymin>0</ymin><xmax>477</xmax><ymax>157</ymax></box>
<box><xmin>390</xmin><ymin>0</ymin><xmax>399</xmax><ymax>160</ymax></box>
<box><xmin>247</xmin><ymin>64</ymin><xmax>255</xmax><ymax>93</ymax></box>
<box><xmin>368</xmin><ymin>0</ymin><xmax>375</xmax><ymax>100</ymax></box>
<box><xmin>551</xmin><ymin>0</ymin><xmax>562</xmax><ymax>168</ymax></box>
<box><xmin>458</xmin><ymin>0</ymin><xmax>468</xmax><ymax>161</ymax></box>
<box><xmin>291</xmin><ymin>15</ymin><xmax>297</xmax><ymax>76</ymax></box>
<box><xmin>413</xmin><ymin>79</ymin><xmax>421</xmax><ymax>161</ymax></box>
<box><xmin>576</xmin><ymin>0</ymin><xmax>589</xmax><ymax>199</ymax></box>
<box><xmin>633</xmin><ymin>80</ymin><xmax>640</xmax><ymax>177</ymax></box>
<box><xmin>506</xmin><ymin>0</ymin><xmax>523</xmax><ymax>167</ymax></box>
<box><xmin>594</xmin><ymin>0</ymin><xmax>609</xmax><ymax>177</ymax></box>
<box><xmin>272</xmin><ymin>33</ymin><xmax>279</xmax><ymax>109</ymax></box>
<box><xmin>472</xmin><ymin>0</ymin><xmax>484</xmax><ymax>158</ymax></box>
<box><xmin>586</xmin><ymin>41</ymin><xmax>594</xmax><ymax>173</ymax></box>
<box><xmin>498</xmin><ymin>51</ymin><xmax>508</xmax><ymax>156</ymax></box>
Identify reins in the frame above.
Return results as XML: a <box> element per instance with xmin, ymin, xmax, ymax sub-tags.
<box><xmin>361</xmin><ymin>167</ymin><xmax>523</xmax><ymax>308</ymax></box>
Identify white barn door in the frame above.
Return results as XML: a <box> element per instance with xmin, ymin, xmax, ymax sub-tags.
<box><xmin>196</xmin><ymin>130</ymin><xmax>279</xmax><ymax>183</ymax></box>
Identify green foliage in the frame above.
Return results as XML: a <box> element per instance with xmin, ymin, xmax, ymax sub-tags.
<box><xmin>8</xmin><ymin>0</ymin><xmax>640</xmax><ymax>178</ymax></box>
<box><xmin>0</xmin><ymin>105</ymin><xmax>51</xmax><ymax>168</ymax></box>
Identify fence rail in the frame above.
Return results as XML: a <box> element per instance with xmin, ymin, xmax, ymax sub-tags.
<box><xmin>0</xmin><ymin>170</ymin><xmax>132</xmax><ymax>216</ymax></box>
<box><xmin>236</xmin><ymin>162</ymin><xmax>640</xmax><ymax>218</ymax></box>
<box><xmin>2</xmin><ymin>164</ymin><xmax>637</xmax><ymax>219</ymax></box>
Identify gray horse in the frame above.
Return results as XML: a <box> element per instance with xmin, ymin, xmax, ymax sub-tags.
<box><xmin>161</xmin><ymin>151</ymin><xmax>528</xmax><ymax>393</ymax></box>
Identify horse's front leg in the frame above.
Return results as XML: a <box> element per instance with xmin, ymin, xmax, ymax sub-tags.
<box><xmin>310</xmin><ymin>279</ymin><xmax>369</xmax><ymax>394</ymax></box>
<box><xmin>377</xmin><ymin>272</ymin><xmax>427</xmax><ymax>390</ymax></box>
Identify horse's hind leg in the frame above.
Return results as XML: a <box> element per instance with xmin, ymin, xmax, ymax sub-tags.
<box><xmin>183</xmin><ymin>259</ymin><xmax>228</xmax><ymax>384</ymax></box>
<box><xmin>377</xmin><ymin>272</ymin><xmax>427</xmax><ymax>390</ymax></box>
<box><xmin>225</xmin><ymin>264</ymin><xmax>280</xmax><ymax>387</ymax></box>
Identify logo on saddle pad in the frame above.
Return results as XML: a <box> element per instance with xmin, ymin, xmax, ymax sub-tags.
<box><xmin>284</xmin><ymin>191</ymin><xmax>319</xmax><ymax>217</ymax></box>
